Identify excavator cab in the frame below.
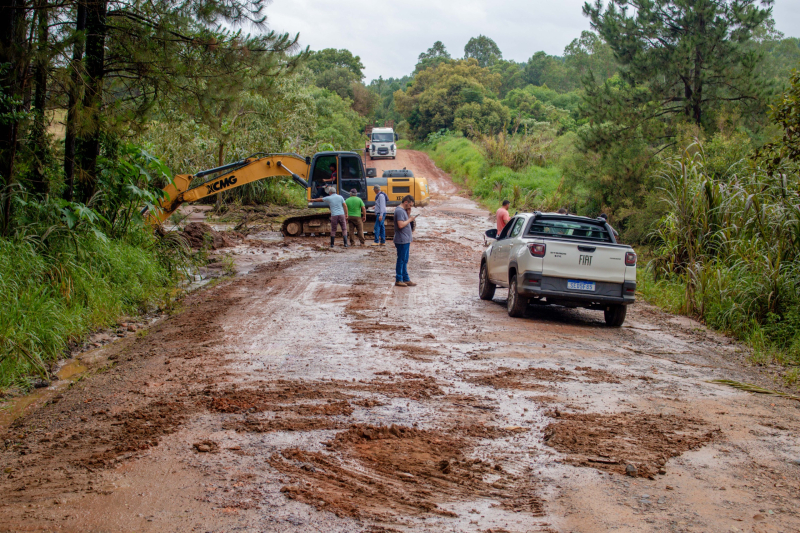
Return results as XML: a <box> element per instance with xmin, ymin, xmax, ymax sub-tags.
<box><xmin>307</xmin><ymin>152</ymin><xmax>367</xmax><ymax>204</ymax></box>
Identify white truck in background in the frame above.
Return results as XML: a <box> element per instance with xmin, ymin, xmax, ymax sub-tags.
<box><xmin>368</xmin><ymin>126</ymin><xmax>398</xmax><ymax>160</ymax></box>
<box><xmin>479</xmin><ymin>212</ymin><xmax>637</xmax><ymax>326</ymax></box>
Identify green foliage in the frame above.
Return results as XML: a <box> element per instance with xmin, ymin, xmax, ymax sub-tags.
<box><xmin>0</xmin><ymin>230</ymin><xmax>180</xmax><ymax>390</ymax></box>
<box><xmin>584</xmin><ymin>0</ymin><xmax>772</xmax><ymax>128</ymax></box>
<box><xmin>394</xmin><ymin>59</ymin><xmax>505</xmax><ymax>139</ymax></box>
<box><xmin>424</xmin><ymin>135</ymin><xmax>562</xmax><ymax>211</ymax></box>
<box><xmin>648</xmin><ymin>139</ymin><xmax>800</xmax><ymax>365</ymax></box>
<box><xmin>755</xmin><ymin>69</ymin><xmax>800</xmax><ymax>175</ymax></box>
<box><xmin>305</xmin><ymin>49</ymin><xmax>375</xmax><ymax>115</ymax></box>
<box><xmin>305</xmin><ymin>48</ymin><xmax>365</xmax><ymax>79</ymax></box>
<box><xmin>464</xmin><ymin>35</ymin><xmax>503</xmax><ymax>67</ymax></box>
<box><xmin>311</xmin><ymin>87</ymin><xmax>367</xmax><ymax>150</ymax></box>
<box><xmin>415</xmin><ymin>41</ymin><xmax>452</xmax><ymax>73</ymax></box>
<box><xmin>563</xmin><ymin>31</ymin><xmax>619</xmax><ymax>87</ymax></box>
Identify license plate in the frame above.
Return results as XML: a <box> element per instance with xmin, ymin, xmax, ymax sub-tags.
<box><xmin>567</xmin><ymin>280</ymin><xmax>595</xmax><ymax>291</ymax></box>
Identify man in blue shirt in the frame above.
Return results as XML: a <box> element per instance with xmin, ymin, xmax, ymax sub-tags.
<box><xmin>321</xmin><ymin>186</ymin><xmax>348</xmax><ymax>248</ymax></box>
<box><xmin>393</xmin><ymin>195</ymin><xmax>418</xmax><ymax>287</ymax></box>
<box><xmin>372</xmin><ymin>185</ymin><xmax>388</xmax><ymax>246</ymax></box>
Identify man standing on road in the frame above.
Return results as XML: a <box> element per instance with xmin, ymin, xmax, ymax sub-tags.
<box><xmin>496</xmin><ymin>199</ymin><xmax>511</xmax><ymax>233</ymax></box>
<box><xmin>321</xmin><ymin>186</ymin><xmax>348</xmax><ymax>248</ymax></box>
<box><xmin>372</xmin><ymin>185</ymin><xmax>388</xmax><ymax>246</ymax></box>
<box><xmin>345</xmin><ymin>189</ymin><xmax>367</xmax><ymax>246</ymax></box>
<box><xmin>393</xmin><ymin>195</ymin><xmax>417</xmax><ymax>287</ymax></box>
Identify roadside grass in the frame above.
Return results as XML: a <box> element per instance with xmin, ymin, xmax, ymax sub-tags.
<box><xmin>423</xmin><ymin>136</ymin><xmax>562</xmax><ymax>212</ymax></box>
<box><xmin>0</xmin><ymin>234</ymin><xmax>178</xmax><ymax>393</ymax></box>
<box><xmin>637</xmin><ymin>263</ymin><xmax>800</xmax><ymax>390</ymax></box>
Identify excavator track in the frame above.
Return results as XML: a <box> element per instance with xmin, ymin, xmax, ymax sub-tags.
<box><xmin>281</xmin><ymin>210</ymin><xmax>395</xmax><ymax>238</ymax></box>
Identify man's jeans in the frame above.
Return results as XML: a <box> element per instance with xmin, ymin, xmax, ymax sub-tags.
<box><xmin>395</xmin><ymin>242</ymin><xmax>410</xmax><ymax>282</ymax></box>
<box><xmin>373</xmin><ymin>214</ymin><xmax>386</xmax><ymax>243</ymax></box>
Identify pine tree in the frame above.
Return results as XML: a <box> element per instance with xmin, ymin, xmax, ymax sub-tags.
<box><xmin>583</xmin><ymin>0</ymin><xmax>772</xmax><ymax>127</ymax></box>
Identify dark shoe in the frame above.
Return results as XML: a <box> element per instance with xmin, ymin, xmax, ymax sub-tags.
<box><xmin>330</xmin><ymin>236</ymin><xmax>335</xmax><ymax>248</ymax></box>
<box><xmin>395</xmin><ymin>281</ymin><xmax>407</xmax><ymax>287</ymax></box>
<box><xmin>405</xmin><ymin>281</ymin><xmax>417</xmax><ymax>286</ymax></box>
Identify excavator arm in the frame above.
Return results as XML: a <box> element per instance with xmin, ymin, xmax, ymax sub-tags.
<box><xmin>145</xmin><ymin>153</ymin><xmax>311</xmax><ymax>225</ymax></box>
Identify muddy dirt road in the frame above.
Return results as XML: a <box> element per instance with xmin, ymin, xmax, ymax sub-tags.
<box><xmin>2</xmin><ymin>150</ymin><xmax>799</xmax><ymax>533</ymax></box>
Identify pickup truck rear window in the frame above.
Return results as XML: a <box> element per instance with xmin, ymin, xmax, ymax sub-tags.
<box><xmin>526</xmin><ymin>219</ymin><xmax>612</xmax><ymax>243</ymax></box>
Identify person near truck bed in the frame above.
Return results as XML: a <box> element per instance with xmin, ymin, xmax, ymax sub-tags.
<box><xmin>393</xmin><ymin>195</ymin><xmax>417</xmax><ymax>287</ymax></box>
<box><xmin>496</xmin><ymin>200</ymin><xmax>511</xmax><ymax>233</ymax></box>
<box><xmin>320</xmin><ymin>186</ymin><xmax>348</xmax><ymax>248</ymax></box>
<box><xmin>345</xmin><ymin>189</ymin><xmax>367</xmax><ymax>246</ymax></box>
<box><xmin>372</xmin><ymin>185</ymin><xmax>388</xmax><ymax>246</ymax></box>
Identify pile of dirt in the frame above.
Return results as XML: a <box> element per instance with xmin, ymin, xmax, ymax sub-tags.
<box><xmin>470</xmin><ymin>366</ymin><xmax>626</xmax><ymax>390</ymax></box>
<box><xmin>355</xmin><ymin>372</ymin><xmax>444</xmax><ymax>400</ymax></box>
<box><xmin>543</xmin><ymin>411</ymin><xmax>718</xmax><ymax>478</ymax></box>
<box><xmin>468</xmin><ymin>367</ymin><xmax>573</xmax><ymax>390</ymax></box>
<box><xmin>201</xmin><ymin>383</ymin><xmax>352</xmax><ymax>413</ymax></box>
<box><xmin>225</xmin><ymin>416</ymin><xmax>345</xmax><ymax>433</ymax></box>
<box><xmin>390</xmin><ymin>343</ymin><xmax>440</xmax><ymax>361</ymax></box>
<box><xmin>182</xmin><ymin>222</ymin><xmax>239</xmax><ymax>249</ymax></box>
<box><xmin>574</xmin><ymin>366</ymin><xmax>624</xmax><ymax>384</ymax></box>
<box><xmin>84</xmin><ymin>400</ymin><xmax>192</xmax><ymax>467</ymax></box>
<box><xmin>270</xmin><ymin>423</ymin><xmax>544</xmax><ymax>519</ymax></box>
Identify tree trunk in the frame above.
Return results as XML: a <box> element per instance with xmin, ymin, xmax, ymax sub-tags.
<box><xmin>0</xmin><ymin>0</ymin><xmax>28</xmax><ymax>234</ymax></box>
<box><xmin>63</xmin><ymin>0</ymin><xmax>87</xmax><ymax>202</ymax></box>
<box><xmin>30</xmin><ymin>0</ymin><xmax>49</xmax><ymax>197</ymax></box>
<box><xmin>75</xmin><ymin>0</ymin><xmax>106</xmax><ymax>203</ymax></box>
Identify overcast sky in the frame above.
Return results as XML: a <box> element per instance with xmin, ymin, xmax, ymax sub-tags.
<box><xmin>264</xmin><ymin>0</ymin><xmax>800</xmax><ymax>83</ymax></box>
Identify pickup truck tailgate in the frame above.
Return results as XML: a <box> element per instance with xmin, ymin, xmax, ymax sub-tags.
<box><xmin>541</xmin><ymin>241</ymin><xmax>626</xmax><ymax>283</ymax></box>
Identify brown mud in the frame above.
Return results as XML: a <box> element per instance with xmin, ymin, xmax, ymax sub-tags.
<box><xmin>1</xmin><ymin>150</ymin><xmax>799</xmax><ymax>533</ymax></box>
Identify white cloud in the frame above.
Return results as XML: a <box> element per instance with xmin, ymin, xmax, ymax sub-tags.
<box><xmin>262</xmin><ymin>0</ymin><xmax>800</xmax><ymax>83</ymax></box>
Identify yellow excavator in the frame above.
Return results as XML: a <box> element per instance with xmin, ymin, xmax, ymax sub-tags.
<box><xmin>145</xmin><ymin>151</ymin><xmax>430</xmax><ymax>238</ymax></box>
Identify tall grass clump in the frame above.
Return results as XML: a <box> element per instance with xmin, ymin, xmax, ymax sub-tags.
<box><xmin>648</xmin><ymin>142</ymin><xmax>800</xmax><ymax>367</ymax></box>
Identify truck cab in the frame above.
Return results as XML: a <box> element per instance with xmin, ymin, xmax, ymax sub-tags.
<box><xmin>306</xmin><ymin>152</ymin><xmax>429</xmax><ymax>208</ymax></box>
<box><xmin>368</xmin><ymin>127</ymin><xmax>398</xmax><ymax>160</ymax></box>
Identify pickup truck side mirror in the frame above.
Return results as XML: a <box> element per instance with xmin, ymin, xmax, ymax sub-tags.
<box><xmin>485</xmin><ymin>229</ymin><xmax>498</xmax><ymax>240</ymax></box>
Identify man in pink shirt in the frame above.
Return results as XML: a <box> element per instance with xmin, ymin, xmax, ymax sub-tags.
<box><xmin>496</xmin><ymin>200</ymin><xmax>511</xmax><ymax>233</ymax></box>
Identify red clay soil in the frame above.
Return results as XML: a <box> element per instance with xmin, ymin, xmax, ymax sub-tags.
<box><xmin>543</xmin><ymin>411</ymin><xmax>719</xmax><ymax>479</ymax></box>
<box><xmin>269</xmin><ymin>424</ymin><xmax>544</xmax><ymax>520</ymax></box>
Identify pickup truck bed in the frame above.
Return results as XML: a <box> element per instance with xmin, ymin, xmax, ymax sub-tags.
<box><xmin>479</xmin><ymin>212</ymin><xmax>637</xmax><ymax>326</ymax></box>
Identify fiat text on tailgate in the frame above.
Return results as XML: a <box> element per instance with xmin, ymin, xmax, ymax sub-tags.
<box><xmin>478</xmin><ymin>212</ymin><xmax>636</xmax><ymax>326</ymax></box>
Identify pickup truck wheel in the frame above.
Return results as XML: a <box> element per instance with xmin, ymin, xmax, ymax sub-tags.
<box><xmin>507</xmin><ymin>274</ymin><xmax>528</xmax><ymax>317</ymax></box>
<box><xmin>479</xmin><ymin>262</ymin><xmax>496</xmax><ymax>301</ymax></box>
<box><xmin>604</xmin><ymin>304</ymin><xmax>627</xmax><ymax>327</ymax></box>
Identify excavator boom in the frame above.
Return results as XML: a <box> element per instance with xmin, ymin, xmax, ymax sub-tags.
<box><xmin>147</xmin><ymin>153</ymin><xmax>310</xmax><ymax>225</ymax></box>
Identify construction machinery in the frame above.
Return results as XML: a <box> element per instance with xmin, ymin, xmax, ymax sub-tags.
<box><xmin>146</xmin><ymin>151</ymin><xmax>430</xmax><ymax>239</ymax></box>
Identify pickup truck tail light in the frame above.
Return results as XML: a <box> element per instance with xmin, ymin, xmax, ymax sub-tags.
<box><xmin>625</xmin><ymin>251</ymin><xmax>637</xmax><ymax>266</ymax></box>
<box><xmin>528</xmin><ymin>243</ymin><xmax>546</xmax><ymax>257</ymax></box>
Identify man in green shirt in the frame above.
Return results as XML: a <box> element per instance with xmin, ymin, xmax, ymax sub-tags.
<box><xmin>345</xmin><ymin>189</ymin><xmax>367</xmax><ymax>246</ymax></box>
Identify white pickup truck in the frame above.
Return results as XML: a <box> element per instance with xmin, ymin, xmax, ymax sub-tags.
<box><xmin>479</xmin><ymin>212</ymin><xmax>637</xmax><ymax>326</ymax></box>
